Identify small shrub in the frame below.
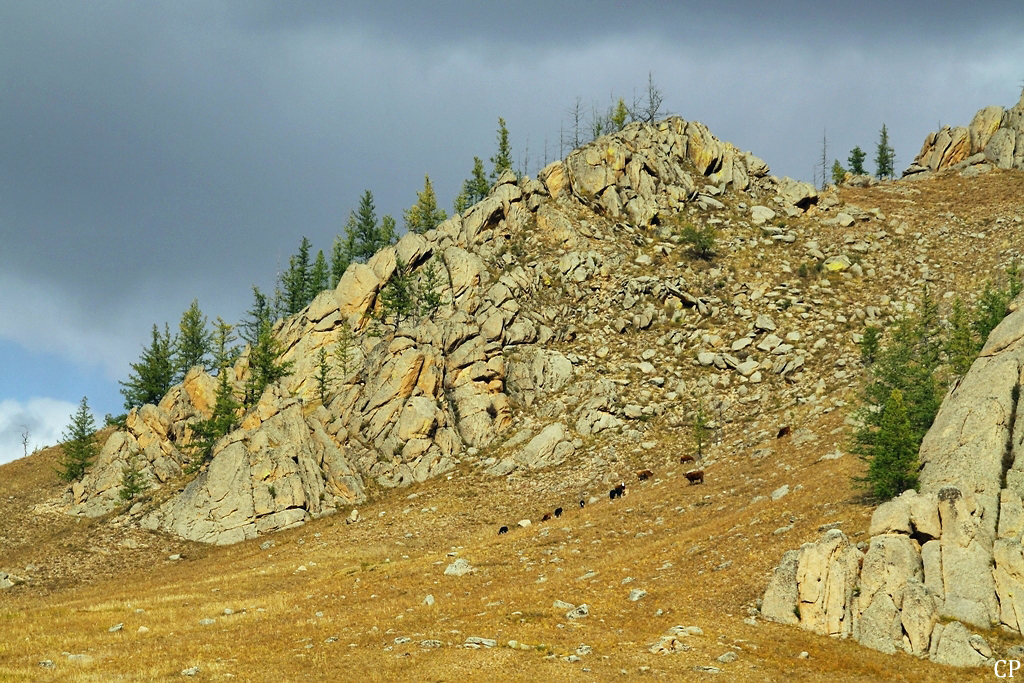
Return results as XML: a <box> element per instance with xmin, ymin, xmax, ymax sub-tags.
<box><xmin>678</xmin><ymin>223</ymin><xmax>717</xmax><ymax>260</ymax></box>
<box><xmin>118</xmin><ymin>451</ymin><xmax>147</xmax><ymax>502</ymax></box>
<box><xmin>268</xmin><ymin>484</ymin><xmax>277</xmax><ymax>499</ymax></box>
<box><xmin>797</xmin><ymin>263</ymin><xmax>809</xmax><ymax>279</ymax></box>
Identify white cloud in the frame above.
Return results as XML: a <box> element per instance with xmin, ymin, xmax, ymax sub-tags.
<box><xmin>0</xmin><ymin>397</ymin><xmax>79</xmax><ymax>465</ymax></box>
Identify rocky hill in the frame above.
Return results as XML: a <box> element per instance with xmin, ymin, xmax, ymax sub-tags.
<box><xmin>905</xmin><ymin>89</ymin><xmax>1024</xmax><ymax>176</ymax></box>
<box><xmin>57</xmin><ymin>116</ymin><xmax>827</xmax><ymax>545</ymax></box>
<box><xmin>6</xmin><ymin>105</ymin><xmax>1024</xmax><ymax>677</ymax></box>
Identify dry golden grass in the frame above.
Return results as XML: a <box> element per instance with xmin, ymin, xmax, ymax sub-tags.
<box><xmin>0</xmin><ymin>407</ymin><xmax>999</xmax><ymax>682</ymax></box>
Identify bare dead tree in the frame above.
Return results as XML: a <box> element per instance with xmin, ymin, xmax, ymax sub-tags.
<box><xmin>819</xmin><ymin>129</ymin><xmax>828</xmax><ymax>190</ymax></box>
<box><xmin>21</xmin><ymin>426</ymin><xmax>29</xmax><ymax>457</ymax></box>
<box><xmin>569</xmin><ymin>96</ymin><xmax>584</xmax><ymax>149</ymax></box>
<box><xmin>631</xmin><ymin>71</ymin><xmax>668</xmax><ymax>124</ymax></box>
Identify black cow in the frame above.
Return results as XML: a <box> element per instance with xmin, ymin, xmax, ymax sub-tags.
<box><xmin>609</xmin><ymin>482</ymin><xmax>626</xmax><ymax>500</ymax></box>
<box><xmin>498</xmin><ymin>525</ymin><xmax>509</xmax><ymax>534</ymax></box>
<box><xmin>554</xmin><ymin>507</ymin><xmax>563</xmax><ymax>518</ymax></box>
<box><xmin>579</xmin><ymin>499</ymin><xmax>586</xmax><ymax>508</ymax></box>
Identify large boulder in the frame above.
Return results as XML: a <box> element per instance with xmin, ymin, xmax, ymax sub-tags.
<box><xmin>513</xmin><ymin>423</ymin><xmax>573</xmax><ymax>469</ymax></box>
<box><xmin>791</xmin><ymin>530</ymin><xmax>863</xmax><ymax>638</ymax></box>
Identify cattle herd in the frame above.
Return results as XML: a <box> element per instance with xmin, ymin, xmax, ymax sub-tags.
<box><xmin>496</xmin><ymin>458</ymin><xmax>707</xmax><ymax>534</ymax></box>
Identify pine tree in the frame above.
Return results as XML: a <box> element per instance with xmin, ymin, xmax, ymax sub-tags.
<box><xmin>875</xmin><ymin>124</ymin><xmax>895</xmax><ymax>179</ymax></box>
<box><xmin>848</xmin><ymin>146</ymin><xmax>867</xmax><ymax>175</ymax></box>
<box><xmin>174</xmin><ymin>299</ymin><xmax>212</xmax><ymax>379</ymax></box>
<box><xmin>973</xmin><ymin>280</ymin><xmax>1012</xmax><ymax>344</ymax></box>
<box><xmin>308</xmin><ymin>249</ymin><xmax>329</xmax><ymax>301</ymax></box>
<box><xmin>404</xmin><ymin>175</ymin><xmax>448</xmax><ymax>234</ymax></box>
<box><xmin>861</xmin><ymin>389</ymin><xmax>919</xmax><ymax>500</ymax></box>
<box><xmin>315</xmin><ymin>347</ymin><xmax>332</xmax><ymax>404</ymax></box>
<box><xmin>610</xmin><ymin>97</ymin><xmax>630</xmax><ymax>131</ymax></box>
<box><xmin>376</xmin><ymin>258</ymin><xmax>416</xmax><ymax>331</ymax></box>
<box><xmin>240</xmin><ymin>287</ymin><xmax>272</xmax><ymax>346</ymax></box>
<box><xmin>831</xmin><ymin>160</ymin><xmax>846</xmax><ymax>186</ymax></box>
<box><xmin>334</xmin><ymin>322</ymin><xmax>356</xmax><ymax>383</ymax></box>
<box><xmin>243</xmin><ymin>320</ymin><xmax>293</xmax><ymax>407</ymax></box>
<box><xmin>350</xmin><ymin>191</ymin><xmax>381</xmax><ymax>262</ymax></box>
<box><xmin>120</xmin><ymin>323</ymin><xmax>175</xmax><ymax>411</ymax></box>
<box><xmin>280</xmin><ymin>237</ymin><xmax>312</xmax><ymax>316</ymax></box>
<box><xmin>945</xmin><ymin>297</ymin><xmax>977</xmax><ymax>377</ymax></box>
<box><xmin>211</xmin><ymin>317</ymin><xmax>239</xmax><ymax>374</ymax></box>
<box><xmin>379</xmin><ymin>214</ymin><xmax>397</xmax><ymax>247</ymax></box>
<box><xmin>330</xmin><ymin>226</ymin><xmax>355</xmax><ymax>287</ymax></box>
<box><xmin>859</xmin><ymin>325</ymin><xmax>882</xmax><ymax>365</ymax></box>
<box><xmin>189</xmin><ymin>371</ymin><xmax>242</xmax><ymax>470</ymax></box>
<box><xmin>240</xmin><ymin>287</ymin><xmax>292</xmax><ymax>406</ymax></box>
<box><xmin>417</xmin><ymin>259</ymin><xmax>446</xmax><ymax>317</ymax></box>
<box><xmin>853</xmin><ymin>299</ymin><xmax>942</xmax><ymax>497</ymax></box>
<box><xmin>118</xmin><ymin>450</ymin><xmax>148</xmax><ymax>502</ymax></box>
<box><xmin>454</xmin><ymin>157</ymin><xmax>490</xmax><ymax>213</ymax></box>
<box><xmin>56</xmin><ymin>397</ymin><xmax>98</xmax><ymax>483</ymax></box>
<box><xmin>490</xmin><ymin>118</ymin><xmax>513</xmax><ymax>182</ymax></box>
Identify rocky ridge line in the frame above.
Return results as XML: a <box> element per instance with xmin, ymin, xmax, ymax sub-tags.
<box><xmin>905</xmin><ymin>90</ymin><xmax>1024</xmax><ymax>177</ymax></box>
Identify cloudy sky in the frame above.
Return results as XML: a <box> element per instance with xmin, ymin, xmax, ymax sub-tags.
<box><xmin>1</xmin><ymin>1</ymin><xmax>1022</xmax><ymax>463</ymax></box>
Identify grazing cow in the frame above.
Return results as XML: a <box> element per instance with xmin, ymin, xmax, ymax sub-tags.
<box><xmin>579</xmin><ymin>499</ymin><xmax>586</xmax><ymax>509</ymax></box>
<box><xmin>685</xmin><ymin>469</ymin><xmax>705</xmax><ymax>485</ymax></box>
<box><xmin>541</xmin><ymin>512</ymin><xmax>552</xmax><ymax>522</ymax></box>
<box><xmin>637</xmin><ymin>469</ymin><xmax>654</xmax><ymax>481</ymax></box>
<box><xmin>498</xmin><ymin>526</ymin><xmax>509</xmax><ymax>535</ymax></box>
<box><xmin>554</xmin><ymin>507</ymin><xmax>563</xmax><ymax>518</ymax></box>
<box><xmin>609</xmin><ymin>482</ymin><xmax>626</xmax><ymax>500</ymax></box>
<box><xmin>679</xmin><ymin>454</ymin><xmax>695</xmax><ymax>465</ymax></box>
<box><xmin>777</xmin><ymin>425</ymin><xmax>791</xmax><ymax>439</ymax></box>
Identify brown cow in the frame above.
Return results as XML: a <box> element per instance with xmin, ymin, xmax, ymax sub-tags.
<box><xmin>777</xmin><ymin>425</ymin><xmax>791</xmax><ymax>439</ymax></box>
<box><xmin>541</xmin><ymin>512</ymin><xmax>552</xmax><ymax>522</ymax></box>
<box><xmin>685</xmin><ymin>469</ymin><xmax>705</xmax><ymax>485</ymax></box>
<box><xmin>637</xmin><ymin>469</ymin><xmax>654</xmax><ymax>481</ymax></box>
<box><xmin>679</xmin><ymin>454</ymin><xmax>695</xmax><ymax>465</ymax></box>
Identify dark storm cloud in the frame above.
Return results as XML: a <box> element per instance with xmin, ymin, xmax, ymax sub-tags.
<box><xmin>240</xmin><ymin>1</ymin><xmax>1024</xmax><ymax>49</ymax></box>
<box><xmin>0</xmin><ymin>0</ymin><xmax>1022</xmax><ymax>442</ymax></box>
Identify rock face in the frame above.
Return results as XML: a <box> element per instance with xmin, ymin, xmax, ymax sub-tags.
<box><xmin>69</xmin><ymin>113</ymin><xmax>820</xmax><ymax>543</ymax></box>
<box><xmin>764</xmin><ymin>299</ymin><xmax>1024</xmax><ymax>666</ymax></box>
<box><xmin>905</xmin><ymin>91</ymin><xmax>1024</xmax><ymax>175</ymax></box>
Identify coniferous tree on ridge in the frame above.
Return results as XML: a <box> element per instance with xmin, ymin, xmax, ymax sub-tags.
<box><xmin>174</xmin><ymin>299</ymin><xmax>212</xmax><ymax>379</ymax></box>
<box><xmin>404</xmin><ymin>175</ymin><xmax>447</xmax><ymax>234</ymax></box>
<box><xmin>279</xmin><ymin>237</ymin><xmax>312</xmax><ymax>316</ymax></box>
<box><xmin>875</xmin><ymin>125</ymin><xmax>895</xmax><ymax>179</ymax></box>
<box><xmin>211</xmin><ymin>318</ymin><xmax>240</xmax><ymax>374</ymax></box>
<box><xmin>848</xmin><ymin>146</ymin><xmax>867</xmax><ymax>175</ymax></box>
<box><xmin>57</xmin><ymin>397</ymin><xmax>98</xmax><ymax>483</ymax></box>
<box><xmin>120</xmin><ymin>323</ymin><xmax>176</xmax><ymax>411</ymax></box>
<box><xmin>241</xmin><ymin>287</ymin><xmax>293</xmax><ymax>407</ymax></box>
<box><xmin>309</xmin><ymin>250</ymin><xmax>329</xmax><ymax>301</ymax></box>
<box><xmin>490</xmin><ymin>118</ymin><xmax>513</xmax><ymax>182</ymax></box>
<box><xmin>453</xmin><ymin>157</ymin><xmax>490</xmax><ymax>214</ymax></box>
<box><xmin>188</xmin><ymin>369</ymin><xmax>242</xmax><ymax>471</ymax></box>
